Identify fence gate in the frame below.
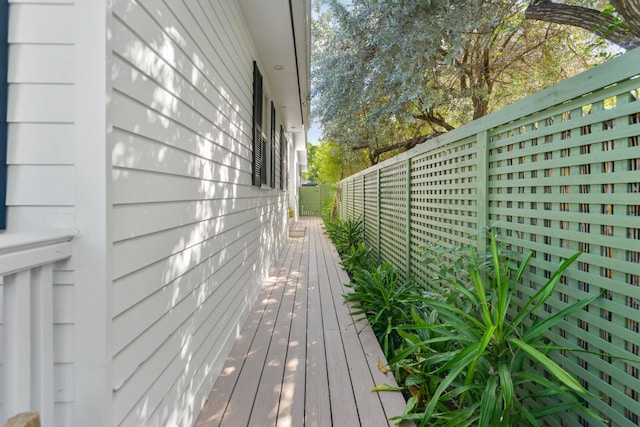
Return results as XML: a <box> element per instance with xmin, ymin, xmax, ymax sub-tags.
<box><xmin>299</xmin><ymin>184</ymin><xmax>333</xmax><ymax>216</ymax></box>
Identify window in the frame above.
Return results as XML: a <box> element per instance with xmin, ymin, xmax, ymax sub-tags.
<box><xmin>252</xmin><ymin>61</ymin><xmax>286</xmax><ymax>190</ymax></box>
<box><xmin>252</xmin><ymin>61</ymin><xmax>264</xmax><ymax>187</ymax></box>
<box><xmin>0</xmin><ymin>0</ymin><xmax>8</xmax><ymax>229</ymax></box>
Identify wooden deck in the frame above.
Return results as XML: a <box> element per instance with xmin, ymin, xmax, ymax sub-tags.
<box><xmin>195</xmin><ymin>217</ymin><xmax>411</xmax><ymax>427</ymax></box>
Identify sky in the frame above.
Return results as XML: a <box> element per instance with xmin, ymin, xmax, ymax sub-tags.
<box><xmin>308</xmin><ymin>121</ymin><xmax>322</xmax><ymax>145</ymax></box>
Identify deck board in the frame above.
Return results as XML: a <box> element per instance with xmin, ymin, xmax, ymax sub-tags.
<box><xmin>195</xmin><ymin>217</ymin><xmax>412</xmax><ymax>427</ymax></box>
<box><xmin>277</xmin><ymin>227</ymin><xmax>309</xmax><ymax>426</ymax></box>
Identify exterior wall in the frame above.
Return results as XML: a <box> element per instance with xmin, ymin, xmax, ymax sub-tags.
<box><xmin>3</xmin><ymin>1</ymin><xmax>81</xmax><ymax>425</ymax></box>
<box><xmin>289</xmin><ymin>133</ymin><xmax>306</xmax><ymax>220</ymax></box>
<box><xmin>108</xmin><ymin>1</ymin><xmax>289</xmax><ymax>425</ymax></box>
<box><xmin>2</xmin><ymin>1</ymin><xmax>298</xmax><ymax>426</ymax></box>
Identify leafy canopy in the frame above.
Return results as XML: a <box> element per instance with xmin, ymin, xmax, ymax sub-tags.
<box><xmin>312</xmin><ymin>0</ymin><xmax>611</xmax><ymax>165</ymax></box>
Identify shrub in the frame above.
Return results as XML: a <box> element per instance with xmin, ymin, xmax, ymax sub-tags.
<box><xmin>344</xmin><ymin>262</ymin><xmax>425</xmax><ymax>359</ymax></box>
<box><xmin>389</xmin><ymin>234</ymin><xmax>601</xmax><ymax>427</ymax></box>
<box><xmin>323</xmin><ymin>216</ymin><xmax>364</xmax><ymax>257</ymax></box>
<box><xmin>340</xmin><ymin>242</ymin><xmax>374</xmax><ymax>277</ymax></box>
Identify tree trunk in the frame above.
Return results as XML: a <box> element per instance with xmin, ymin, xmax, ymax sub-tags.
<box><xmin>525</xmin><ymin>0</ymin><xmax>640</xmax><ymax>50</ymax></box>
<box><xmin>472</xmin><ymin>95</ymin><xmax>489</xmax><ymax>120</ymax></box>
<box><xmin>611</xmin><ymin>0</ymin><xmax>640</xmax><ymax>38</ymax></box>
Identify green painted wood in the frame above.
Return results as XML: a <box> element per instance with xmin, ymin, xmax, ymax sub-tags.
<box><xmin>406</xmin><ymin>158</ymin><xmax>412</xmax><ymax>276</ymax></box>
<box><xmin>338</xmin><ymin>48</ymin><xmax>640</xmax><ymax>427</ymax></box>
<box><xmin>299</xmin><ymin>184</ymin><xmax>333</xmax><ymax>216</ymax></box>
<box><xmin>476</xmin><ymin>130</ymin><xmax>489</xmax><ymax>257</ymax></box>
<box><xmin>377</xmin><ymin>169</ymin><xmax>381</xmax><ymax>263</ymax></box>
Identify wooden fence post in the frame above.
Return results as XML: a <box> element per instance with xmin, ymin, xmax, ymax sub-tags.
<box><xmin>476</xmin><ymin>130</ymin><xmax>489</xmax><ymax>257</ymax></box>
<box><xmin>406</xmin><ymin>158</ymin><xmax>412</xmax><ymax>277</ymax></box>
<box><xmin>377</xmin><ymin>169</ymin><xmax>381</xmax><ymax>263</ymax></box>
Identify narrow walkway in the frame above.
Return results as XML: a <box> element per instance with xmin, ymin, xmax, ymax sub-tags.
<box><xmin>195</xmin><ymin>217</ymin><xmax>411</xmax><ymax>427</ymax></box>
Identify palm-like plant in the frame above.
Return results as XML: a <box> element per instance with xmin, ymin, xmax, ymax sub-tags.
<box><xmin>344</xmin><ymin>262</ymin><xmax>424</xmax><ymax>359</ymax></box>
<box><xmin>391</xmin><ymin>234</ymin><xmax>601</xmax><ymax>426</ymax></box>
<box><xmin>340</xmin><ymin>242</ymin><xmax>374</xmax><ymax>277</ymax></box>
<box><xmin>323</xmin><ymin>216</ymin><xmax>364</xmax><ymax>257</ymax></box>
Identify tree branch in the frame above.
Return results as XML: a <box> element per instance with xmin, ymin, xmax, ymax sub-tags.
<box><xmin>413</xmin><ymin>111</ymin><xmax>456</xmax><ymax>131</ymax></box>
<box><xmin>525</xmin><ymin>0</ymin><xmax>640</xmax><ymax>49</ymax></box>
<box><xmin>352</xmin><ymin>132</ymin><xmax>444</xmax><ymax>165</ymax></box>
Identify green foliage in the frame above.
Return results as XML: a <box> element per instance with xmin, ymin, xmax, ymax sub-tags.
<box><xmin>321</xmin><ymin>197</ymin><xmax>336</xmax><ymax>222</ymax></box>
<box><xmin>303</xmin><ymin>143</ymin><xmax>319</xmax><ymax>182</ymax></box>
<box><xmin>313</xmin><ymin>139</ymin><xmax>369</xmax><ymax>183</ymax></box>
<box><xmin>312</xmin><ymin>0</ymin><xmax>610</xmax><ymax>162</ymax></box>
<box><xmin>344</xmin><ymin>263</ymin><xmax>425</xmax><ymax>359</ymax></box>
<box><xmin>389</xmin><ymin>234</ymin><xmax>602</xmax><ymax>426</ymax></box>
<box><xmin>323</xmin><ymin>216</ymin><xmax>364</xmax><ymax>257</ymax></box>
<box><xmin>340</xmin><ymin>242</ymin><xmax>374</xmax><ymax>277</ymax></box>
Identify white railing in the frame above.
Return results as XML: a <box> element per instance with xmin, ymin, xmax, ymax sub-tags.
<box><xmin>0</xmin><ymin>230</ymin><xmax>76</xmax><ymax>426</ymax></box>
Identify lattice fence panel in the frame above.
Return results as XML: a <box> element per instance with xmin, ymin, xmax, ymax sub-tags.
<box><xmin>364</xmin><ymin>171</ymin><xmax>380</xmax><ymax>262</ymax></box>
<box><xmin>379</xmin><ymin>162</ymin><xmax>409</xmax><ymax>279</ymax></box>
<box><xmin>339</xmin><ymin>180</ymin><xmax>349</xmax><ymax>219</ymax></box>
<box><xmin>409</xmin><ymin>138</ymin><xmax>480</xmax><ymax>291</ymax></box>
<box><xmin>337</xmin><ymin>51</ymin><xmax>640</xmax><ymax>426</ymax></box>
<box><xmin>487</xmin><ymin>77</ymin><xmax>640</xmax><ymax>427</ymax></box>
<box><xmin>345</xmin><ymin>179</ymin><xmax>353</xmax><ymax>219</ymax></box>
<box><xmin>353</xmin><ymin>176</ymin><xmax>364</xmax><ymax>220</ymax></box>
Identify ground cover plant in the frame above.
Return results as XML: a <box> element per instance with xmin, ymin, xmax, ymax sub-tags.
<box><xmin>323</xmin><ymin>219</ymin><xmax>603</xmax><ymax>426</ymax></box>
<box><xmin>323</xmin><ymin>216</ymin><xmax>364</xmax><ymax>257</ymax></box>
<box><xmin>386</xmin><ymin>234</ymin><xmax>602</xmax><ymax>426</ymax></box>
<box><xmin>344</xmin><ymin>262</ymin><xmax>425</xmax><ymax>358</ymax></box>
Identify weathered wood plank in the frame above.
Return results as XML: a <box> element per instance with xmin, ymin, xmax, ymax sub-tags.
<box><xmin>321</xmin><ymin>253</ymin><xmax>390</xmax><ymax>425</ymax></box>
<box><xmin>194</xmin><ymin>242</ymin><xmax>294</xmax><ymax>427</ymax></box>
<box><xmin>249</xmin><ymin>238</ymin><xmax>303</xmax><ymax>425</ymax></box>
<box><xmin>213</xmin><ymin>238</ymin><xmax>298</xmax><ymax>426</ymax></box>
<box><xmin>195</xmin><ymin>217</ymin><xmax>410</xmax><ymax>426</ymax></box>
<box><xmin>314</xmin><ymin>222</ymin><xmax>340</xmax><ymax>334</ymax></box>
<box><xmin>304</xmin><ymin>221</ymin><xmax>332</xmax><ymax>426</ymax></box>
<box><xmin>277</xmin><ymin>226</ymin><xmax>309</xmax><ymax>426</ymax></box>
<box><xmin>318</xmin><ymin>217</ymin><xmax>405</xmax><ymax>426</ymax></box>
<box><xmin>315</xmin><ymin>217</ymin><xmax>412</xmax><ymax>426</ymax></box>
<box><xmin>324</xmin><ymin>329</ymin><xmax>360</xmax><ymax>425</ymax></box>
<box><xmin>357</xmin><ymin>319</ymin><xmax>412</xmax><ymax>426</ymax></box>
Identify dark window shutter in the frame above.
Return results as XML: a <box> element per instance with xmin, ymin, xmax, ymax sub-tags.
<box><xmin>261</xmin><ymin>130</ymin><xmax>267</xmax><ymax>185</ymax></box>
<box><xmin>280</xmin><ymin>126</ymin><xmax>286</xmax><ymax>190</ymax></box>
<box><xmin>270</xmin><ymin>102</ymin><xmax>276</xmax><ymax>188</ymax></box>
<box><xmin>0</xmin><ymin>1</ymin><xmax>8</xmax><ymax>228</ymax></box>
<box><xmin>252</xmin><ymin>61</ymin><xmax>263</xmax><ymax>187</ymax></box>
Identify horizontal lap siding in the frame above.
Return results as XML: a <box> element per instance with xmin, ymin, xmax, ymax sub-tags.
<box><xmin>3</xmin><ymin>1</ymin><xmax>76</xmax><ymax>426</ymax></box>
<box><xmin>109</xmin><ymin>1</ymin><xmax>287</xmax><ymax>426</ymax></box>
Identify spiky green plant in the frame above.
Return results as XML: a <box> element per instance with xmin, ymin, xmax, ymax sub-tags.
<box><xmin>323</xmin><ymin>216</ymin><xmax>364</xmax><ymax>257</ymax></box>
<box><xmin>340</xmin><ymin>242</ymin><xmax>374</xmax><ymax>277</ymax></box>
<box><xmin>389</xmin><ymin>234</ymin><xmax>601</xmax><ymax>426</ymax></box>
<box><xmin>344</xmin><ymin>262</ymin><xmax>424</xmax><ymax>359</ymax></box>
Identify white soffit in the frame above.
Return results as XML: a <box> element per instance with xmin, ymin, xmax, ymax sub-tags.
<box><xmin>238</xmin><ymin>0</ymin><xmax>311</xmax><ymax>135</ymax></box>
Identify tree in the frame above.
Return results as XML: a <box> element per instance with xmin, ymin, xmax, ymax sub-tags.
<box><xmin>313</xmin><ymin>0</ymin><xmax>610</xmax><ymax>166</ymax></box>
<box><xmin>313</xmin><ymin>139</ymin><xmax>369</xmax><ymax>184</ymax></box>
<box><xmin>525</xmin><ymin>1</ymin><xmax>640</xmax><ymax>49</ymax></box>
<box><xmin>303</xmin><ymin>143</ymin><xmax>319</xmax><ymax>182</ymax></box>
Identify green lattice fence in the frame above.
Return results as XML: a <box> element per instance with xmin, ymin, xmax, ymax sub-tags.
<box><xmin>337</xmin><ymin>48</ymin><xmax>640</xmax><ymax>426</ymax></box>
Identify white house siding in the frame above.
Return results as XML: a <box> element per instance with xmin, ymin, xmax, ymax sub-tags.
<box><xmin>109</xmin><ymin>1</ymin><xmax>289</xmax><ymax>426</ymax></box>
<box><xmin>2</xmin><ymin>1</ymin><xmax>77</xmax><ymax>425</ymax></box>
